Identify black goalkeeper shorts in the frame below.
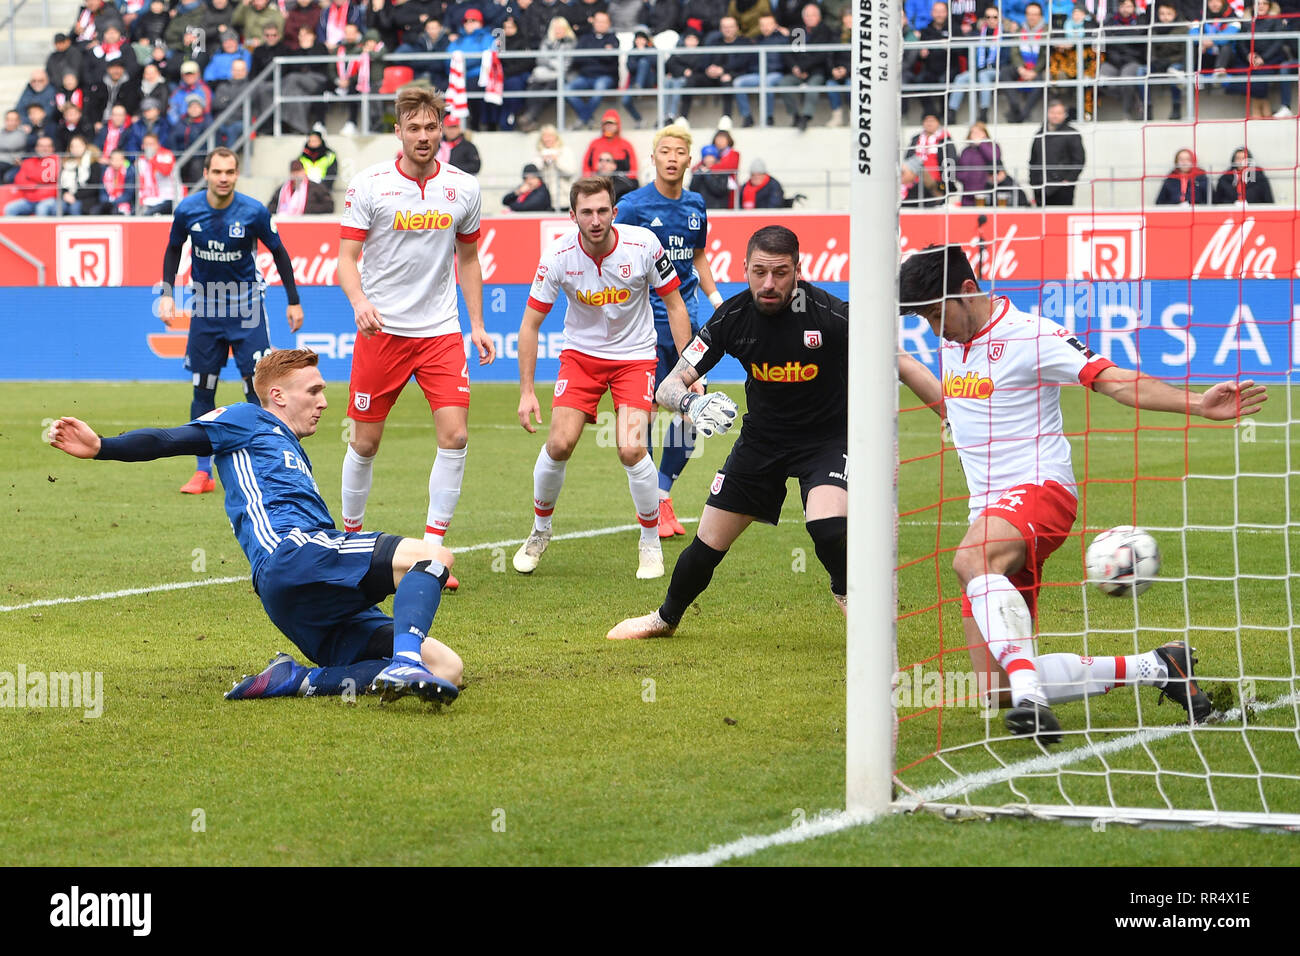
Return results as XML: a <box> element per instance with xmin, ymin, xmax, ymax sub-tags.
<box><xmin>704</xmin><ymin>433</ymin><xmax>847</xmax><ymax>526</ymax></box>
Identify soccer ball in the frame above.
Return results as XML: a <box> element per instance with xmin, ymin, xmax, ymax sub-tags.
<box><xmin>1085</xmin><ymin>526</ymin><xmax>1161</xmax><ymax>597</ymax></box>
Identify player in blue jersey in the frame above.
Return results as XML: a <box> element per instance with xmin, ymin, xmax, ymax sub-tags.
<box><xmin>48</xmin><ymin>349</ymin><xmax>462</xmax><ymax>706</ymax></box>
<box><xmin>614</xmin><ymin>125</ymin><xmax>723</xmax><ymax>539</ymax></box>
<box><xmin>158</xmin><ymin>147</ymin><xmax>305</xmax><ymax>496</ymax></box>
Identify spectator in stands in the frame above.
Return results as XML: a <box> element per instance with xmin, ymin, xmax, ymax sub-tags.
<box><xmin>126</xmin><ymin>97</ymin><xmax>169</xmax><ymax>153</ymax></box>
<box><xmin>646</xmin><ymin>0</ymin><xmax>683</xmax><ymax>36</ymax></box>
<box><xmin>94</xmin><ymin>103</ymin><xmax>134</xmax><ymax>154</ymax></box>
<box><xmin>728</xmin><ymin>0</ymin><xmax>773</xmax><ymax>38</ymax></box>
<box><xmin>581</xmin><ymin>108</ymin><xmax>637</xmax><ymax>176</ymax></box>
<box><xmin>437</xmin><ymin>114</ymin><xmax>481</xmax><ymax>172</ymax></box>
<box><xmin>532</xmin><ymin>123</ymin><xmax>576</xmax><ymax>209</ymax></box>
<box><xmin>905</xmin><ymin>2</ymin><xmax>956</xmax><ymax>120</ymax></box>
<box><xmin>319</xmin><ymin>0</ymin><xmax>367</xmax><ymax>50</ymax></box>
<box><xmin>1214</xmin><ymin>146</ymin><xmax>1274</xmax><ymax>203</ymax></box>
<box><xmin>1028</xmin><ymin>98</ymin><xmax>1085</xmax><ymax>205</ymax></box>
<box><xmin>48</xmin><ymin>136</ymin><xmax>102</xmax><ymax>216</ymax></box>
<box><xmin>3</xmin><ymin>135</ymin><xmax>60</xmax><ymax>216</ymax></box>
<box><xmin>18</xmin><ymin>70</ymin><xmax>56</xmax><ymax>118</ymax></box>
<box><xmin>744</xmin><ymin>13</ymin><xmax>787</xmax><ymax>125</ymax></box>
<box><xmin>690</xmin><ymin>130</ymin><xmax>740</xmax><ymax>208</ymax></box>
<box><xmin>448</xmin><ymin>8</ymin><xmax>497</xmax><ymax>128</ymax></box>
<box><xmin>445</xmin><ymin>0</ymin><xmax>505</xmax><ymax>35</ymax></box>
<box><xmin>143</xmin><ymin>42</ymin><xmax>180</xmax><ymax>85</ymax></box>
<box><xmin>282</xmin><ymin>26</ymin><xmax>333</xmax><ymax>133</ymax></box>
<box><xmin>132</xmin><ymin>0</ymin><xmax>171</xmax><ymax>51</ymax></box>
<box><xmin>54</xmin><ymin>73</ymin><xmax>84</xmax><ymax>115</ymax></box>
<box><xmin>205</xmin><ymin>29</ymin><xmax>254</xmax><ymax>85</ymax></box>
<box><xmin>567</xmin><ymin>10</ymin><xmax>620</xmax><ymax>128</ymax></box>
<box><xmin>595</xmin><ymin>150</ymin><xmax>638</xmax><ymax>200</ymax></box>
<box><xmin>23</xmin><ymin>104</ymin><xmax>54</xmax><ymax>150</ymax></box>
<box><xmin>662</xmin><ymin>28</ymin><xmax>709</xmax><ymax>124</ymax></box>
<box><xmin>1190</xmin><ymin>0</ymin><xmax>1241</xmax><ymax>83</ymax></box>
<box><xmin>251</xmin><ymin>23</ymin><xmax>289</xmax><ymax>80</ymax></box>
<box><xmin>285</xmin><ymin>0</ymin><xmax>323</xmax><ymax>49</ymax></box>
<box><xmin>605</xmin><ymin>0</ymin><xmax>646</xmax><ymax>30</ymax></box>
<box><xmin>502</xmin><ymin>162</ymin><xmax>553</xmax><ymax>211</ymax></box>
<box><xmin>212</xmin><ymin>59</ymin><xmax>251</xmax><ymax>143</ymax></box>
<box><xmin>97</xmin><ymin>148</ymin><xmax>134</xmax><ymax>214</ymax></box>
<box><xmin>905</xmin><ymin>0</ymin><xmax>934</xmax><ymax>30</ymax></box>
<box><xmin>1006</xmin><ymin>2</ymin><xmax>1048</xmax><ymax>123</ymax></box>
<box><xmin>235</xmin><ymin>0</ymin><xmax>287</xmax><ymax>47</ymax></box>
<box><xmin>705</xmin><ymin>16</ymin><xmax>761</xmax><ymax>127</ymax></box>
<box><xmin>1244</xmin><ymin>0</ymin><xmax>1295</xmax><ymax>118</ymax></box>
<box><xmin>516</xmin><ymin>15</ymin><xmax>576</xmax><ymax>131</ymax></box>
<box><xmin>567</xmin><ymin>0</ymin><xmax>611</xmax><ymax>36</ymax></box>
<box><xmin>1048</xmin><ymin>3</ymin><xmax>1099</xmax><ymax>121</ymax></box>
<box><xmin>901</xmin><ymin>154</ymin><xmax>946</xmax><ymax>206</ymax></box>
<box><xmin>299</xmin><ymin>130</ymin><xmax>339</xmax><ymax>185</ymax></box>
<box><xmin>368</xmin><ymin>0</ymin><xmax>420</xmax><ymax>49</ymax></box>
<box><xmin>825</xmin><ymin>8</ymin><xmax>851</xmax><ymax>126</ymax></box>
<box><xmin>137</xmin><ymin>62</ymin><xmax>169</xmax><ymax>108</ymax></box>
<box><xmin>71</xmin><ymin>0</ymin><xmax>124</xmax><ymax>47</ymax></box>
<box><xmin>1149</xmin><ymin>0</ymin><xmax>1190</xmax><ymax>121</ymax></box>
<box><xmin>682</xmin><ymin>0</ymin><xmax>729</xmax><ymax>36</ymax></box>
<box><xmin>395</xmin><ymin>17</ymin><xmax>451</xmax><ymax>89</ymax></box>
<box><xmin>955</xmin><ymin>120</ymin><xmax>1014</xmax><ymax>204</ymax></box>
<box><xmin>87</xmin><ymin>60</ymin><xmax>140</xmax><ymax>125</ymax></box>
<box><xmin>0</xmin><ymin>111</ymin><xmax>26</xmax><ymax>184</ymax></box>
<box><xmin>169</xmin><ymin>61</ymin><xmax>212</xmax><ymax>124</ymax></box>
<box><xmin>169</xmin><ymin>95</ymin><xmax>214</xmax><ymax>181</ymax></box>
<box><xmin>335</xmin><ymin>26</ymin><xmax>385</xmax><ymax>136</ymax></box>
<box><xmin>1155</xmin><ymin>148</ymin><xmax>1208</xmax><ymax>204</ymax></box>
<box><xmin>907</xmin><ymin>111</ymin><xmax>958</xmax><ymax>194</ymax></box>
<box><xmin>204</xmin><ymin>0</ymin><xmax>240</xmax><ymax>38</ymax></box>
<box><xmin>739</xmin><ymin>157</ymin><xmax>783</xmax><ymax>207</ymax></box>
<box><xmin>53</xmin><ymin>103</ymin><xmax>94</xmax><ymax>152</ymax></box>
<box><xmin>269</xmin><ymin>158</ymin><xmax>335</xmax><ymax>212</ymax></box>
<box><xmin>1096</xmin><ymin>0</ymin><xmax>1149</xmax><ymax>120</ymax></box>
<box><xmin>621</xmin><ymin>27</ymin><xmax>657</xmax><ymax>127</ymax></box>
<box><xmin>948</xmin><ymin>5</ymin><xmax>1005</xmax><ymax>125</ymax></box>
<box><xmin>46</xmin><ymin>34</ymin><xmax>83</xmax><ymax>92</ymax></box>
<box><xmin>778</xmin><ymin>2</ymin><xmax>836</xmax><ymax>130</ymax></box>
<box><xmin>514</xmin><ymin>0</ymin><xmax>551</xmax><ymax>48</ymax></box>
<box><xmin>88</xmin><ymin>24</ymin><xmax>138</xmax><ymax>81</ymax></box>
<box><xmin>165</xmin><ymin>0</ymin><xmax>206</xmax><ymax>50</ymax></box>
<box><xmin>496</xmin><ymin>16</ymin><xmax>536</xmax><ymax>131</ymax></box>
<box><xmin>134</xmin><ymin>131</ymin><xmax>176</xmax><ymax>214</ymax></box>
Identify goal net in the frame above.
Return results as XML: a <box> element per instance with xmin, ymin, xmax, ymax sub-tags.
<box><xmin>854</xmin><ymin>0</ymin><xmax>1300</xmax><ymax>829</ymax></box>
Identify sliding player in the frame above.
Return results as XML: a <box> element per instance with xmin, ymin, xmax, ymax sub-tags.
<box><xmin>158</xmin><ymin>146</ymin><xmax>304</xmax><ymax>495</ymax></box>
<box><xmin>614</xmin><ymin>124</ymin><xmax>723</xmax><ymax>538</ymax></box>
<box><xmin>48</xmin><ymin>349</ymin><xmax>462</xmax><ymax>705</ymax></box>
<box><xmin>898</xmin><ymin>244</ymin><xmax>1267</xmax><ymax>742</ymax></box>
<box><xmin>514</xmin><ymin>176</ymin><xmax>693</xmax><ymax>580</ymax></box>
<box><xmin>338</xmin><ymin>86</ymin><xmax>495</xmax><ymax>591</ymax></box>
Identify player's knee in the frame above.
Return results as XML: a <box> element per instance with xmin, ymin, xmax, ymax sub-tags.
<box><xmin>546</xmin><ymin>436</ymin><xmax>577</xmax><ymax>461</ymax></box>
<box><xmin>807</xmin><ymin>516</ymin><xmax>847</xmax><ymax>587</ymax></box>
<box><xmin>952</xmin><ymin>546</ymin><xmax>985</xmax><ymax>590</ymax></box>
<box><xmin>350</xmin><ymin>436</ymin><xmax>381</xmax><ymax>457</ymax></box>
<box><xmin>616</xmin><ymin>443</ymin><xmax>647</xmax><ymax>468</ymax></box>
<box><xmin>438</xmin><ymin>429</ymin><xmax>468</xmax><ymax>450</ymax></box>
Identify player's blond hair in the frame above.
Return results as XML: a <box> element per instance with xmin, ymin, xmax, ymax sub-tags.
<box><xmin>252</xmin><ymin>348</ymin><xmax>319</xmax><ymax>403</ymax></box>
<box><xmin>652</xmin><ymin>124</ymin><xmax>692</xmax><ymax>153</ymax></box>
<box><xmin>394</xmin><ymin>86</ymin><xmax>446</xmax><ymax>126</ymax></box>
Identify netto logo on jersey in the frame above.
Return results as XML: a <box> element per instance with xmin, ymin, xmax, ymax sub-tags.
<box><xmin>943</xmin><ymin>370</ymin><xmax>995</xmax><ymax>400</ymax></box>
<box><xmin>392</xmin><ymin>209</ymin><xmax>454</xmax><ymax>231</ymax></box>
<box><xmin>750</xmin><ymin>361</ymin><xmax>819</xmax><ymax>383</ymax></box>
<box><xmin>575</xmin><ymin>286</ymin><xmax>631</xmax><ymax>307</ymax></box>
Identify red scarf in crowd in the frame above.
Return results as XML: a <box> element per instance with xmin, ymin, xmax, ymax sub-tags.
<box><xmin>1170</xmin><ymin>153</ymin><xmax>1206</xmax><ymax>203</ymax></box>
<box><xmin>337</xmin><ymin>43</ymin><xmax>371</xmax><ymax>92</ymax></box>
<box><xmin>102</xmin><ymin>117</ymin><xmax>131</xmax><ymax>155</ymax></box>
<box><xmin>915</xmin><ymin>130</ymin><xmax>946</xmax><ymax>178</ymax></box>
<box><xmin>325</xmin><ymin>2</ymin><xmax>350</xmax><ymax>46</ymax></box>
<box><xmin>741</xmin><ymin>175</ymin><xmax>770</xmax><ymax>209</ymax></box>
<box><xmin>277</xmin><ymin>178</ymin><xmax>309</xmax><ymax>214</ymax></box>
<box><xmin>103</xmin><ymin>164</ymin><xmax>126</xmax><ymax>200</ymax></box>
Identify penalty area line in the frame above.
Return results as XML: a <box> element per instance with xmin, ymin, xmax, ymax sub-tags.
<box><xmin>0</xmin><ymin>518</ymin><xmax>699</xmax><ymax>613</ymax></box>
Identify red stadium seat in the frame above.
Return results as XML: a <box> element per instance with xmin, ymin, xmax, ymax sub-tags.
<box><xmin>379</xmin><ymin>66</ymin><xmax>414</xmax><ymax>94</ymax></box>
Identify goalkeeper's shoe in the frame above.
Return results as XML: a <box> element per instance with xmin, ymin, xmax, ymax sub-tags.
<box><xmin>512</xmin><ymin>528</ymin><xmax>552</xmax><ymax>573</ymax></box>
<box><xmin>636</xmin><ymin>541</ymin><xmax>665</xmax><ymax>579</ymax></box>
<box><xmin>606</xmin><ymin>609</ymin><xmax>676</xmax><ymax>641</ymax></box>
<box><xmin>1154</xmin><ymin>641</ymin><xmax>1211</xmax><ymax>723</ymax></box>
<box><xmin>445</xmin><ymin>573</ymin><xmax>459</xmax><ymax>592</ymax></box>
<box><xmin>1004</xmin><ymin>699</ymin><xmax>1062</xmax><ymax>745</ymax></box>
<box><xmin>180</xmin><ymin>470</ymin><xmax>216</xmax><ymax>494</ymax></box>
<box><xmin>658</xmin><ymin>497</ymin><xmax>686</xmax><ymax>538</ymax></box>
<box><xmin>370</xmin><ymin>659</ymin><xmax>459</xmax><ymax>704</ymax></box>
<box><xmin>225</xmin><ymin>652</ymin><xmax>309</xmax><ymax>700</ymax></box>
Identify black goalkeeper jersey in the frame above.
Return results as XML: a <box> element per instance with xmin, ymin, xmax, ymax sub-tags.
<box><xmin>683</xmin><ymin>280</ymin><xmax>848</xmax><ymax>444</ymax></box>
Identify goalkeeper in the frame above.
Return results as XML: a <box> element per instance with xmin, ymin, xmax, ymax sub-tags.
<box><xmin>607</xmin><ymin>225</ymin><xmax>943</xmax><ymax>639</ymax></box>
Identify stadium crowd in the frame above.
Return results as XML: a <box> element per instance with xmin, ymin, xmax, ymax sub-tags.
<box><xmin>2</xmin><ymin>0</ymin><xmax>1297</xmax><ymax>214</ymax></box>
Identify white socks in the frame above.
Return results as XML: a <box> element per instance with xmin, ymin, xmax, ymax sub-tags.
<box><xmin>426</xmin><ymin>445</ymin><xmax>467</xmax><ymax>543</ymax></box>
<box><xmin>624</xmin><ymin>453</ymin><xmax>660</xmax><ymax>545</ymax></box>
<box><xmin>967</xmin><ymin>573</ymin><xmax>1041</xmax><ymax>707</ymax></box>
<box><xmin>341</xmin><ymin>445</ymin><xmax>375</xmax><ymax>532</ymax></box>
<box><xmin>532</xmin><ymin>446</ymin><xmax>567</xmax><ymax>532</ymax></box>
<box><xmin>1035</xmin><ymin>651</ymin><xmax>1167</xmax><ymax>704</ymax></box>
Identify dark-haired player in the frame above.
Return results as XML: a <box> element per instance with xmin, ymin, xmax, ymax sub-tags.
<box><xmin>606</xmin><ymin>225</ymin><xmax>943</xmax><ymax>639</ymax></box>
<box><xmin>896</xmin><ymin>243</ymin><xmax>1266</xmax><ymax>742</ymax></box>
<box><xmin>48</xmin><ymin>349</ymin><xmax>462</xmax><ymax>705</ymax></box>
<box><xmin>158</xmin><ymin>146</ymin><xmax>304</xmax><ymax>495</ymax></box>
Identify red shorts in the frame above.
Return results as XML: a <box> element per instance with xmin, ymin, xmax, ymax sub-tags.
<box><xmin>348</xmin><ymin>330</ymin><xmax>469</xmax><ymax>421</ymax></box>
<box><xmin>552</xmin><ymin>349</ymin><xmax>657</xmax><ymax>423</ymax></box>
<box><xmin>960</xmin><ymin>480</ymin><xmax>1078</xmax><ymax>619</ymax></box>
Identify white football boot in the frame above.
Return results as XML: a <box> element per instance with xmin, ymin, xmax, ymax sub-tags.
<box><xmin>512</xmin><ymin>528</ymin><xmax>552</xmax><ymax>573</ymax></box>
<box><xmin>606</xmin><ymin>609</ymin><xmax>676</xmax><ymax>640</ymax></box>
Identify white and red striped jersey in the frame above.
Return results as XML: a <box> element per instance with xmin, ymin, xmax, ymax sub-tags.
<box><xmin>339</xmin><ymin>156</ymin><xmax>481</xmax><ymax>337</ymax></box>
<box><xmin>526</xmin><ymin>224</ymin><xmax>680</xmax><ymax>361</ymax></box>
<box><xmin>939</xmin><ymin>297</ymin><xmax>1115</xmax><ymax>516</ymax></box>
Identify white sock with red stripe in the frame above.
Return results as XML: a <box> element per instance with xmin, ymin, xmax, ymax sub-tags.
<box><xmin>1035</xmin><ymin>652</ymin><xmax>1167</xmax><ymax>703</ymax></box>
<box><xmin>341</xmin><ymin>445</ymin><xmax>374</xmax><ymax>533</ymax></box>
<box><xmin>966</xmin><ymin>573</ymin><xmax>1043</xmax><ymax>706</ymax></box>
<box><xmin>624</xmin><ymin>453</ymin><xmax>660</xmax><ymax>545</ymax></box>
<box><xmin>425</xmin><ymin>445</ymin><xmax>466</xmax><ymax>544</ymax></box>
<box><xmin>532</xmin><ymin>446</ymin><xmax>566</xmax><ymax>532</ymax></box>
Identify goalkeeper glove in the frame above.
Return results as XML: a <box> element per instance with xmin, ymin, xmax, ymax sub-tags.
<box><xmin>681</xmin><ymin>391</ymin><xmax>738</xmax><ymax>438</ymax></box>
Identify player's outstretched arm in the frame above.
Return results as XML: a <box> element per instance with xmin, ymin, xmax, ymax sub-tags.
<box><xmin>1093</xmin><ymin>367</ymin><xmax>1268</xmax><ymax>421</ymax></box>
<box><xmin>457</xmin><ymin>238</ymin><xmax>495</xmax><ymax>365</ymax></box>
<box><xmin>338</xmin><ymin>238</ymin><xmax>383</xmax><ymax>337</ymax></box>
<box><xmin>516</xmin><ymin>306</ymin><xmax>546</xmax><ymax>432</ymax></box>
<box><xmin>693</xmin><ymin>247</ymin><xmax>723</xmax><ymax>310</ymax></box>
<box><xmin>50</xmin><ymin>418</ymin><xmax>214</xmax><ymax>461</ymax></box>
<box><xmin>899</xmin><ymin>351</ymin><xmax>946</xmax><ymax>419</ymax></box>
<box><xmin>655</xmin><ymin>355</ymin><xmax>701</xmax><ymax>413</ymax></box>
<box><xmin>48</xmin><ymin>417</ymin><xmax>102</xmax><ymax>459</ymax></box>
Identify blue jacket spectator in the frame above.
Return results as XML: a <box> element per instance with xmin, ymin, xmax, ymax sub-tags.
<box><xmin>203</xmin><ymin>34</ymin><xmax>254</xmax><ymax>84</ymax></box>
<box><xmin>447</xmin><ymin>8</ymin><xmax>497</xmax><ymax>85</ymax></box>
<box><xmin>395</xmin><ymin>18</ymin><xmax>451</xmax><ymax>90</ymax></box>
<box><xmin>126</xmin><ymin>98</ymin><xmax>170</xmax><ymax>153</ymax></box>
<box><xmin>17</xmin><ymin>71</ymin><xmax>57</xmax><ymax>117</ymax></box>
<box><xmin>905</xmin><ymin>0</ymin><xmax>934</xmax><ymax>29</ymax></box>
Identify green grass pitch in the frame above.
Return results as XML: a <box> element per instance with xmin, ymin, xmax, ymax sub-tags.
<box><xmin>1</xmin><ymin>381</ymin><xmax>1296</xmax><ymax>865</ymax></box>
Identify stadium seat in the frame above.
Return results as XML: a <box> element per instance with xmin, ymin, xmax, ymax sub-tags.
<box><xmin>380</xmin><ymin>66</ymin><xmax>415</xmax><ymax>94</ymax></box>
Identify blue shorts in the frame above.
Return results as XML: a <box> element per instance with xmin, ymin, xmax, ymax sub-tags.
<box><xmin>654</xmin><ymin>320</ymin><xmax>700</xmax><ymax>388</ymax></box>
<box><xmin>256</xmin><ymin>529</ymin><xmax>403</xmax><ymax>667</ymax></box>
<box><xmin>185</xmin><ymin>295</ymin><xmax>272</xmax><ymax>379</ymax></box>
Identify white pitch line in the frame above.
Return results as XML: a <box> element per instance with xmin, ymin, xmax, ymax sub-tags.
<box><xmin>650</xmin><ymin>691</ymin><xmax>1300</xmax><ymax>867</ymax></box>
<box><xmin>0</xmin><ymin>518</ymin><xmax>699</xmax><ymax>613</ymax></box>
